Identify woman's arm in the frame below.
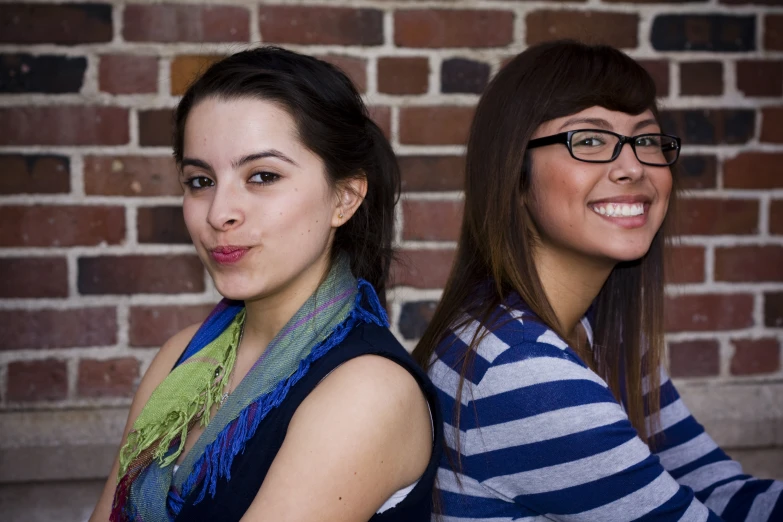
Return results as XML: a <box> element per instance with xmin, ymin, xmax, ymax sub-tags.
<box><xmin>240</xmin><ymin>354</ymin><xmax>432</xmax><ymax>522</ymax></box>
<box><xmin>435</xmin><ymin>339</ymin><xmax>723</xmax><ymax>521</ymax></box>
<box><xmin>651</xmin><ymin>371</ymin><xmax>783</xmax><ymax>521</ymax></box>
<box><xmin>88</xmin><ymin>323</ymin><xmax>201</xmax><ymax>522</ymax></box>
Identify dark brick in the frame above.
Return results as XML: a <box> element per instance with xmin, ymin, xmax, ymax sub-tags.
<box><xmin>715</xmin><ymin>246</ymin><xmax>783</xmax><ymax>282</ymax></box>
<box><xmin>377</xmin><ymin>57</ymin><xmax>429</xmax><ymax>95</ymax></box>
<box><xmin>765</xmin><ymin>15</ymin><xmax>783</xmax><ymax>51</ymax></box>
<box><xmin>761</xmin><ymin>107</ymin><xmax>783</xmax><ymax>143</ymax></box>
<box><xmin>674</xmin><ymin>198</ymin><xmax>758</xmax><ymax>236</ymax></box>
<box><xmin>736</xmin><ymin>60</ymin><xmax>783</xmax><ymax>97</ymax></box>
<box><xmin>129</xmin><ymin>304</ymin><xmax>213</xmax><ymax>347</ymax></box>
<box><xmin>138</xmin><ymin>109</ymin><xmax>174</xmax><ymax>147</ymax></box>
<box><xmin>680</xmin><ymin>62</ymin><xmax>723</xmax><ymax>96</ymax></box>
<box><xmin>123</xmin><ymin>4</ymin><xmax>249</xmax><ymax>43</ymax></box>
<box><xmin>764</xmin><ymin>292</ymin><xmax>783</xmax><ymax>327</ymax></box>
<box><xmin>78</xmin><ymin>358</ymin><xmax>139</xmax><ymax>398</ymax></box>
<box><xmin>771</xmin><ymin>201</ymin><xmax>783</xmax><ymax>235</ymax></box>
<box><xmin>259</xmin><ymin>6</ymin><xmax>383</xmax><ymax>46</ymax></box>
<box><xmin>396</xmin><ymin>9</ymin><xmax>514</xmax><ymax>48</ymax></box>
<box><xmin>78</xmin><ymin>255</ymin><xmax>204</xmax><ymax>294</ymax></box>
<box><xmin>676</xmin><ymin>155</ymin><xmax>717</xmax><ymax>190</ymax></box>
<box><xmin>0</xmin><ymin>308</ymin><xmax>117</xmax><ymax>350</ymax></box>
<box><xmin>651</xmin><ymin>15</ymin><xmax>755</xmax><ymax>52</ymax></box>
<box><xmin>0</xmin><ymin>205</ymin><xmax>125</xmax><ymax>247</ymax></box>
<box><xmin>658</xmin><ymin>109</ymin><xmax>755</xmax><ymax>145</ymax></box>
<box><xmin>0</xmin><ymin>258</ymin><xmax>68</xmax><ymax>298</ymax></box>
<box><xmin>638</xmin><ymin>59</ymin><xmax>670</xmax><ymax>97</ymax></box>
<box><xmin>0</xmin><ymin>155</ymin><xmax>70</xmax><ymax>195</ymax></box>
<box><xmin>7</xmin><ymin>359</ymin><xmax>68</xmax><ymax>402</ymax></box>
<box><xmin>399</xmin><ymin>301</ymin><xmax>439</xmax><ymax>340</ymax></box>
<box><xmin>668</xmin><ymin>340</ymin><xmax>719</xmax><ymax>378</ymax></box>
<box><xmin>724</xmin><ymin>152</ymin><xmax>783</xmax><ymax>189</ymax></box>
<box><xmin>0</xmin><ymin>107</ymin><xmax>129</xmax><ymax>146</ymax></box>
<box><xmin>0</xmin><ymin>54</ymin><xmax>86</xmax><ymax>94</ymax></box>
<box><xmin>0</xmin><ymin>3</ymin><xmax>113</xmax><ymax>45</ymax></box>
<box><xmin>730</xmin><ymin>338</ymin><xmax>780</xmax><ymax>376</ymax></box>
<box><xmin>137</xmin><ymin>206</ymin><xmax>190</xmax><ymax>244</ymax></box>
<box><xmin>399</xmin><ymin>155</ymin><xmax>465</xmax><ymax>192</ymax></box>
<box><xmin>526</xmin><ymin>10</ymin><xmax>638</xmax><ymax>49</ymax></box>
<box><xmin>441</xmin><ymin>58</ymin><xmax>490</xmax><ymax>94</ymax></box>
<box><xmin>84</xmin><ymin>156</ymin><xmax>181</xmax><ymax>197</ymax></box>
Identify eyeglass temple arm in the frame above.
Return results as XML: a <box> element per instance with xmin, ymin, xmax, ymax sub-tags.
<box><xmin>527</xmin><ymin>132</ymin><xmax>570</xmax><ymax>150</ymax></box>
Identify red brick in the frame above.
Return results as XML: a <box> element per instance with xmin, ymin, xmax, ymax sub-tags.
<box><xmin>761</xmin><ymin>107</ymin><xmax>783</xmax><ymax>143</ymax></box>
<box><xmin>78</xmin><ymin>255</ymin><xmax>204</xmax><ymax>294</ymax></box>
<box><xmin>765</xmin><ymin>292</ymin><xmax>783</xmax><ymax>327</ymax></box>
<box><xmin>390</xmin><ymin>249</ymin><xmax>455</xmax><ymax>289</ymax></box>
<box><xmin>399</xmin><ymin>106</ymin><xmax>475</xmax><ymax>145</ymax></box>
<box><xmin>403</xmin><ymin>200</ymin><xmax>463</xmax><ymax>241</ymax></box>
<box><xmin>395</xmin><ymin>9</ymin><xmax>514</xmax><ymax>48</ymax></box>
<box><xmin>320</xmin><ymin>55</ymin><xmax>367</xmax><ymax>93</ymax></box>
<box><xmin>765</xmin><ymin>15</ymin><xmax>783</xmax><ymax>51</ymax></box>
<box><xmin>369</xmin><ymin>105</ymin><xmax>391</xmax><ymax>140</ymax></box>
<box><xmin>7</xmin><ymin>359</ymin><xmax>68</xmax><ymax>402</ymax></box>
<box><xmin>78</xmin><ymin>357</ymin><xmax>139</xmax><ymax>398</ymax></box>
<box><xmin>123</xmin><ymin>4</ymin><xmax>249</xmax><ymax>43</ymax></box>
<box><xmin>0</xmin><ymin>155</ymin><xmax>70</xmax><ymax>195</ymax></box>
<box><xmin>99</xmin><ymin>54</ymin><xmax>158</xmax><ymax>94</ymax></box>
<box><xmin>138</xmin><ymin>109</ymin><xmax>174</xmax><ymax>147</ymax></box>
<box><xmin>637</xmin><ymin>59</ymin><xmax>669</xmax><ymax>97</ymax></box>
<box><xmin>259</xmin><ymin>6</ymin><xmax>382</xmax><ymax>46</ymax></box>
<box><xmin>737</xmin><ymin>60</ymin><xmax>783</xmax><ymax>97</ymax></box>
<box><xmin>526</xmin><ymin>11</ymin><xmax>638</xmax><ymax>49</ymax></box>
<box><xmin>137</xmin><ymin>206</ymin><xmax>190</xmax><ymax>244</ymax></box>
<box><xmin>715</xmin><ymin>246</ymin><xmax>783</xmax><ymax>282</ymax></box>
<box><xmin>129</xmin><ymin>304</ymin><xmax>213</xmax><ymax>347</ymax></box>
<box><xmin>665</xmin><ymin>294</ymin><xmax>754</xmax><ymax>332</ymax></box>
<box><xmin>0</xmin><ymin>107</ymin><xmax>129</xmax><ymax>146</ymax></box>
<box><xmin>0</xmin><ymin>258</ymin><xmax>68</xmax><ymax>298</ymax></box>
<box><xmin>730</xmin><ymin>338</ymin><xmax>780</xmax><ymax>375</ymax></box>
<box><xmin>84</xmin><ymin>155</ymin><xmax>181</xmax><ymax>197</ymax></box>
<box><xmin>170</xmin><ymin>55</ymin><xmax>223</xmax><ymax>96</ymax></box>
<box><xmin>674</xmin><ymin>198</ymin><xmax>758</xmax><ymax>236</ymax></box>
<box><xmin>377</xmin><ymin>57</ymin><xmax>429</xmax><ymax>95</ymax></box>
<box><xmin>0</xmin><ymin>3</ymin><xmax>112</xmax><ymax>45</ymax></box>
<box><xmin>0</xmin><ymin>205</ymin><xmax>124</xmax><ymax>247</ymax></box>
<box><xmin>0</xmin><ymin>308</ymin><xmax>117</xmax><ymax>350</ymax></box>
<box><xmin>680</xmin><ymin>62</ymin><xmax>723</xmax><ymax>96</ymax></box>
<box><xmin>723</xmin><ymin>153</ymin><xmax>783</xmax><ymax>189</ymax></box>
<box><xmin>668</xmin><ymin>340</ymin><xmax>720</xmax><ymax>378</ymax></box>
<box><xmin>676</xmin><ymin>155</ymin><xmax>717</xmax><ymax>190</ymax></box>
<box><xmin>400</xmin><ymin>155</ymin><xmax>465</xmax><ymax>192</ymax></box>
<box><xmin>771</xmin><ymin>200</ymin><xmax>783</xmax><ymax>235</ymax></box>
<box><xmin>665</xmin><ymin>245</ymin><xmax>705</xmax><ymax>284</ymax></box>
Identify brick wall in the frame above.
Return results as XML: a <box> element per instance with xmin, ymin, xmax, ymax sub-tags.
<box><xmin>0</xmin><ymin>0</ymin><xmax>782</xmax><ymax>516</ymax></box>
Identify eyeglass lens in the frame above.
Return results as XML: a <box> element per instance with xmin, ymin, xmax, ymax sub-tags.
<box><xmin>570</xmin><ymin>131</ymin><xmax>678</xmax><ymax>166</ymax></box>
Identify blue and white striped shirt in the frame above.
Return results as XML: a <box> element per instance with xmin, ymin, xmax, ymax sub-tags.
<box><xmin>429</xmin><ymin>294</ymin><xmax>782</xmax><ymax>521</ymax></box>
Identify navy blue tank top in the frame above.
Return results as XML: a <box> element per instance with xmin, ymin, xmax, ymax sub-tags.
<box><xmin>175</xmin><ymin>322</ymin><xmax>443</xmax><ymax>522</ymax></box>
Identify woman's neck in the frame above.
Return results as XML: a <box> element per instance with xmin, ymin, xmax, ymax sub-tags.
<box><xmin>532</xmin><ymin>243</ymin><xmax>614</xmax><ymax>342</ymax></box>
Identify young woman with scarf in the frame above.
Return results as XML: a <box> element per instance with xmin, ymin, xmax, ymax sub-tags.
<box><xmin>414</xmin><ymin>40</ymin><xmax>782</xmax><ymax>521</ymax></box>
<box><xmin>89</xmin><ymin>47</ymin><xmax>441</xmax><ymax>522</ymax></box>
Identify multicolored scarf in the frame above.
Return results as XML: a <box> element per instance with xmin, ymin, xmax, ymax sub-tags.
<box><xmin>111</xmin><ymin>255</ymin><xmax>388</xmax><ymax>521</ymax></box>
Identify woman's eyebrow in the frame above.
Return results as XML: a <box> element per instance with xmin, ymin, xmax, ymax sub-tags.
<box><xmin>232</xmin><ymin>149</ymin><xmax>300</xmax><ymax>169</ymax></box>
<box><xmin>180</xmin><ymin>158</ymin><xmax>212</xmax><ymax>171</ymax></box>
<box><xmin>632</xmin><ymin>118</ymin><xmax>659</xmax><ymax>132</ymax></box>
<box><xmin>557</xmin><ymin>117</ymin><xmax>612</xmax><ymax>131</ymax></box>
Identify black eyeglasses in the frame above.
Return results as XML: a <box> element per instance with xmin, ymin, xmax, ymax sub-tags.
<box><xmin>527</xmin><ymin>129</ymin><xmax>681</xmax><ymax>167</ymax></box>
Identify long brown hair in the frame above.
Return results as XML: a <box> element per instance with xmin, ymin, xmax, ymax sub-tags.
<box><xmin>412</xmin><ymin>40</ymin><xmax>676</xmax><ymax>459</ymax></box>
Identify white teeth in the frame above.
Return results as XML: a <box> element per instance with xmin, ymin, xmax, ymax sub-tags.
<box><xmin>591</xmin><ymin>203</ymin><xmax>645</xmax><ymax>217</ymax></box>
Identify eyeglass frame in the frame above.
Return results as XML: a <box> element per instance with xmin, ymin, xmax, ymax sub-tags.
<box><xmin>526</xmin><ymin>129</ymin><xmax>681</xmax><ymax>167</ymax></box>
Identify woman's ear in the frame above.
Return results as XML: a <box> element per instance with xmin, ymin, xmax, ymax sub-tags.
<box><xmin>332</xmin><ymin>175</ymin><xmax>368</xmax><ymax>227</ymax></box>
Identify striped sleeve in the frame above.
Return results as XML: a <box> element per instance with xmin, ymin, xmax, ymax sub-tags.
<box><xmin>651</xmin><ymin>370</ymin><xmax>783</xmax><ymax>521</ymax></box>
<box><xmin>432</xmin><ymin>326</ymin><xmax>722</xmax><ymax>521</ymax></box>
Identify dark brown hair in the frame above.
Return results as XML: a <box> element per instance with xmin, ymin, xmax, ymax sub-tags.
<box><xmin>173</xmin><ymin>47</ymin><xmax>400</xmax><ymax>303</ymax></box>
<box><xmin>412</xmin><ymin>40</ymin><xmax>677</xmax><ymax>461</ymax></box>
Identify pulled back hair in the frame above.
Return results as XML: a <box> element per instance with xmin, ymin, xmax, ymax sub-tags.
<box><xmin>173</xmin><ymin>47</ymin><xmax>400</xmax><ymax>304</ymax></box>
<box><xmin>413</xmin><ymin>40</ymin><xmax>677</xmax><ymax>457</ymax></box>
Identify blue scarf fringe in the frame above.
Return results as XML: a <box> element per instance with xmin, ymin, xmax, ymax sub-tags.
<box><xmin>168</xmin><ymin>279</ymin><xmax>387</xmax><ymax>516</ymax></box>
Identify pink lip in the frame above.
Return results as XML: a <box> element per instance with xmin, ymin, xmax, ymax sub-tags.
<box><xmin>210</xmin><ymin>245</ymin><xmax>249</xmax><ymax>265</ymax></box>
<box><xmin>588</xmin><ymin>194</ymin><xmax>652</xmax><ymax>205</ymax></box>
<box><xmin>588</xmin><ymin>196</ymin><xmax>652</xmax><ymax>230</ymax></box>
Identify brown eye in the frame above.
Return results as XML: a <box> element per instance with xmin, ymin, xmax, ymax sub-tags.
<box><xmin>185</xmin><ymin>176</ymin><xmax>214</xmax><ymax>189</ymax></box>
<box><xmin>249</xmin><ymin>171</ymin><xmax>280</xmax><ymax>184</ymax></box>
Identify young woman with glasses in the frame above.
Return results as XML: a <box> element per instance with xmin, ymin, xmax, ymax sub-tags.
<box><xmin>413</xmin><ymin>40</ymin><xmax>782</xmax><ymax>521</ymax></box>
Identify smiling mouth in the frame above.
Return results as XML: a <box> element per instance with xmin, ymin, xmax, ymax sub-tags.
<box><xmin>589</xmin><ymin>202</ymin><xmax>646</xmax><ymax>217</ymax></box>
